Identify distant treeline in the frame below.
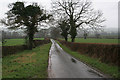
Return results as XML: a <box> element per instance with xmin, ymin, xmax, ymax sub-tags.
<box><xmin>2</xmin><ymin>31</ymin><xmax>24</xmax><ymax>39</ymax></box>
<box><xmin>76</xmin><ymin>30</ymin><xmax>118</xmax><ymax>39</ymax></box>
<box><xmin>1</xmin><ymin>28</ymin><xmax>119</xmax><ymax>40</ymax></box>
<box><xmin>1</xmin><ymin>27</ymin><xmax>62</xmax><ymax>39</ymax></box>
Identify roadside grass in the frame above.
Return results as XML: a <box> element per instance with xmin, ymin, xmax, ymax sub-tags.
<box><xmin>3</xmin><ymin>38</ymin><xmax>44</xmax><ymax>46</ymax></box>
<box><xmin>60</xmin><ymin>38</ymin><xmax>118</xmax><ymax>44</ymax></box>
<box><xmin>56</xmin><ymin>41</ymin><xmax>119</xmax><ymax>78</ymax></box>
<box><xmin>2</xmin><ymin>43</ymin><xmax>51</xmax><ymax>78</ymax></box>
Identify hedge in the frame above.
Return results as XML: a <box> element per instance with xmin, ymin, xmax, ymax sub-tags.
<box><xmin>2</xmin><ymin>39</ymin><xmax>50</xmax><ymax>57</ymax></box>
<box><xmin>58</xmin><ymin>40</ymin><xmax>119</xmax><ymax>66</ymax></box>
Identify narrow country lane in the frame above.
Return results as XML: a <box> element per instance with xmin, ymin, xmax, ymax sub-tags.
<box><xmin>48</xmin><ymin>39</ymin><xmax>106</xmax><ymax>78</ymax></box>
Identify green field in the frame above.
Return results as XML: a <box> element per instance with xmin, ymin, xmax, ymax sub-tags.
<box><xmin>3</xmin><ymin>38</ymin><xmax>119</xmax><ymax>46</ymax></box>
<box><xmin>3</xmin><ymin>38</ymin><xmax>44</xmax><ymax>46</ymax></box>
<box><xmin>2</xmin><ymin>43</ymin><xmax>51</xmax><ymax>78</ymax></box>
<box><xmin>56</xmin><ymin>41</ymin><xmax>119</xmax><ymax>78</ymax></box>
<box><xmin>61</xmin><ymin>38</ymin><xmax>119</xmax><ymax>44</ymax></box>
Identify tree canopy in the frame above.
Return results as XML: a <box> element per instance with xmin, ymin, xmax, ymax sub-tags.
<box><xmin>1</xmin><ymin>1</ymin><xmax>52</xmax><ymax>49</ymax></box>
<box><xmin>58</xmin><ymin>19</ymin><xmax>70</xmax><ymax>41</ymax></box>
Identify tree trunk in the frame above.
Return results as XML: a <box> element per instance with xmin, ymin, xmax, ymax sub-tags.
<box><xmin>84</xmin><ymin>36</ymin><xmax>87</xmax><ymax>39</ymax></box>
<box><xmin>28</xmin><ymin>37</ymin><xmax>33</xmax><ymax>50</ymax></box>
<box><xmin>28</xmin><ymin>32</ymin><xmax>34</xmax><ymax>50</ymax></box>
<box><xmin>69</xmin><ymin>16</ymin><xmax>76</xmax><ymax>43</ymax></box>
<box><xmin>71</xmin><ymin>38</ymin><xmax>75</xmax><ymax>42</ymax></box>
<box><xmin>65</xmin><ymin>37</ymin><xmax>68</xmax><ymax>42</ymax></box>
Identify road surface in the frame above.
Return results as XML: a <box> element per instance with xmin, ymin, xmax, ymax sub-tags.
<box><xmin>48</xmin><ymin>39</ymin><xmax>106</xmax><ymax>78</ymax></box>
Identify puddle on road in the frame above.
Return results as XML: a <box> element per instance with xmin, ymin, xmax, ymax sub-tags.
<box><xmin>71</xmin><ymin>58</ymin><xmax>77</xmax><ymax>63</ymax></box>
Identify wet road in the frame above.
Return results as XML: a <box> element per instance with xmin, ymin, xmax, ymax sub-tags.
<box><xmin>48</xmin><ymin>39</ymin><xmax>106</xmax><ymax>78</ymax></box>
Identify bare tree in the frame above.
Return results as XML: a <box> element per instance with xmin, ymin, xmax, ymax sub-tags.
<box><xmin>83</xmin><ymin>29</ymin><xmax>89</xmax><ymax>39</ymax></box>
<box><xmin>50</xmin><ymin>27</ymin><xmax>61</xmax><ymax>39</ymax></box>
<box><xmin>77</xmin><ymin>27</ymin><xmax>90</xmax><ymax>39</ymax></box>
<box><xmin>52</xmin><ymin>0</ymin><xmax>105</xmax><ymax>42</ymax></box>
<box><xmin>94</xmin><ymin>31</ymin><xmax>101</xmax><ymax>39</ymax></box>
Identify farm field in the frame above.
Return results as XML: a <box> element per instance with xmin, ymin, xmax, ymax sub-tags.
<box><xmin>61</xmin><ymin>38</ymin><xmax>119</xmax><ymax>44</ymax></box>
<box><xmin>3</xmin><ymin>38</ymin><xmax>44</xmax><ymax>46</ymax></box>
<box><xmin>3</xmin><ymin>38</ymin><xmax>119</xmax><ymax>46</ymax></box>
<box><xmin>2</xmin><ymin>43</ymin><xmax>51</xmax><ymax>78</ymax></box>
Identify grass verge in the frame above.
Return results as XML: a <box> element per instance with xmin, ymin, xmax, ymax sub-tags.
<box><xmin>2</xmin><ymin>43</ymin><xmax>51</xmax><ymax>78</ymax></box>
<box><xmin>56</xmin><ymin>41</ymin><xmax>119</xmax><ymax>78</ymax></box>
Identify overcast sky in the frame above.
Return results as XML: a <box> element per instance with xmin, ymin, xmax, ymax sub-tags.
<box><xmin>0</xmin><ymin>0</ymin><xmax>119</xmax><ymax>31</ymax></box>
